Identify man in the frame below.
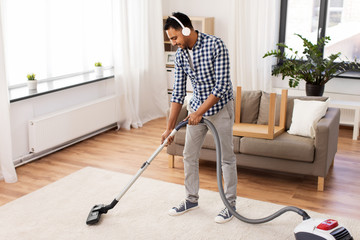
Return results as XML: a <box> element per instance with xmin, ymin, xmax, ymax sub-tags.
<box><xmin>161</xmin><ymin>12</ymin><xmax>237</xmax><ymax>224</ymax></box>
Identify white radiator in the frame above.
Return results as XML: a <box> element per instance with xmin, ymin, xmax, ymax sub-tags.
<box><xmin>29</xmin><ymin>95</ymin><xmax>117</xmax><ymax>153</ymax></box>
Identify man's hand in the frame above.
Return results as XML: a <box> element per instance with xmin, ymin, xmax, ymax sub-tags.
<box><xmin>185</xmin><ymin>111</ymin><xmax>203</xmax><ymax>125</ymax></box>
<box><xmin>161</xmin><ymin>129</ymin><xmax>174</xmax><ymax>146</ymax></box>
<box><xmin>185</xmin><ymin>94</ymin><xmax>220</xmax><ymax>125</ymax></box>
<box><xmin>162</xmin><ymin>102</ymin><xmax>182</xmax><ymax>146</ymax></box>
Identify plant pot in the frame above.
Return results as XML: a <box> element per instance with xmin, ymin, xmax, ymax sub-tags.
<box><xmin>305</xmin><ymin>83</ymin><xmax>324</xmax><ymax>96</ymax></box>
<box><xmin>94</xmin><ymin>66</ymin><xmax>103</xmax><ymax>77</ymax></box>
<box><xmin>27</xmin><ymin>80</ymin><xmax>37</xmax><ymax>90</ymax></box>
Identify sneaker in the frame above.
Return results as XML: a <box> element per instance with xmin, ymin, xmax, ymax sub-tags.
<box><xmin>168</xmin><ymin>200</ymin><xmax>199</xmax><ymax>216</ymax></box>
<box><xmin>214</xmin><ymin>206</ymin><xmax>236</xmax><ymax>224</ymax></box>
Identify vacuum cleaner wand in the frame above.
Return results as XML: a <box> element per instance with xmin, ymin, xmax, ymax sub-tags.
<box><xmin>86</xmin><ymin>120</ymin><xmax>191</xmax><ymax>225</ymax></box>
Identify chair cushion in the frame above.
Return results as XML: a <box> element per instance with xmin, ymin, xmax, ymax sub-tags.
<box><xmin>240</xmin><ymin>90</ymin><xmax>262</xmax><ymax>123</ymax></box>
<box><xmin>173</xmin><ymin>128</ymin><xmax>241</xmax><ymax>153</ymax></box>
<box><xmin>240</xmin><ymin>132</ymin><xmax>315</xmax><ymax>162</ymax></box>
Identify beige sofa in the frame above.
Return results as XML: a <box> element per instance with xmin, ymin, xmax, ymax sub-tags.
<box><xmin>167</xmin><ymin>91</ymin><xmax>340</xmax><ymax>191</ymax></box>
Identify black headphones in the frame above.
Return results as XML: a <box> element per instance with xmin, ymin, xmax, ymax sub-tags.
<box><xmin>170</xmin><ymin>16</ymin><xmax>191</xmax><ymax>36</ymax></box>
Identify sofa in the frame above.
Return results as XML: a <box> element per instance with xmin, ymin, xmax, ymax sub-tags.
<box><xmin>167</xmin><ymin>90</ymin><xmax>340</xmax><ymax>191</ymax></box>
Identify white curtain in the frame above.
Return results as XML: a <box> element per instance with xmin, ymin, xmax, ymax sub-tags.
<box><xmin>229</xmin><ymin>0</ymin><xmax>281</xmax><ymax>91</ymax></box>
<box><xmin>0</xmin><ymin>2</ymin><xmax>17</xmax><ymax>183</ymax></box>
<box><xmin>112</xmin><ymin>0</ymin><xmax>168</xmax><ymax>129</ymax></box>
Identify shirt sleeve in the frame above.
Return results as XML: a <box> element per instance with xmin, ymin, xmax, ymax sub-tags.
<box><xmin>170</xmin><ymin>50</ymin><xmax>187</xmax><ymax>105</ymax></box>
<box><xmin>211</xmin><ymin>39</ymin><xmax>231</xmax><ymax>99</ymax></box>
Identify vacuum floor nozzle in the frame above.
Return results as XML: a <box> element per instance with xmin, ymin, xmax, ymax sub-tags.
<box><xmin>86</xmin><ymin>204</ymin><xmax>106</xmax><ymax>225</ymax></box>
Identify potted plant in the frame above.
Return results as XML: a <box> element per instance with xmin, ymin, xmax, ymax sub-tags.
<box><xmin>263</xmin><ymin>34</ymin><xmax>359</xmax><ymax>96</ymax></box>
<box><xmin>94</xmin><ymin>62</ymin><xmax>103</xmax><ymax>77</ymax></box>
<box><xmin>27</xmin><ymin>73</ymin><xmax>37</xmax><ymax>90</ymax></box>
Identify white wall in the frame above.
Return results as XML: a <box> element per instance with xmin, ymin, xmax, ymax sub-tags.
<box><xmin>10</xmin><ymin>78</ymin><xmax>116</xmax><ymax>162</ymax></box>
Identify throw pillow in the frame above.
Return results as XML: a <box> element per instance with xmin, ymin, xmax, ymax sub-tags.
<box><xmin>257</xmin><ymin>91</ymin><xmax>282</xmax><ymax>125</ymax></box>
<box><xmin>240</xmin><ymin>90</ymin><xmax>262</xmax><ymax>123</ymax></box>
<box><xmin>288</xmin><ymin>99</ymin><xmax>329</xmax><ymax>138</ymax></box>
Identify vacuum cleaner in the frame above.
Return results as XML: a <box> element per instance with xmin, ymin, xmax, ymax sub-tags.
<box><xmin>86</xmin><ymin>119</ymin><xmax>354</xmax><ymax>240</ymax></box>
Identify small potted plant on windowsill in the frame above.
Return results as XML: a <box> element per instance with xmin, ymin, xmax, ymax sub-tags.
<box><xmin>27</xmin><ymin>73</ymin><xmax>37</xmax><ymax>90</ymax></box>
<box><xmin>94</xmin><ymin>62</ymin><xmax>103</xmax><ymax>77</ymax></box>
<box><xmin>263</xmin><ymin>34</ymin><xmax>360</xmax><ymax>96</ymax></box>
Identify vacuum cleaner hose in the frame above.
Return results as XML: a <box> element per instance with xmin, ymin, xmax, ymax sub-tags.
<box><xmin>202</xmin><ymin>118</ymin><xmax>311</xmax><ymax>224</ymax></box>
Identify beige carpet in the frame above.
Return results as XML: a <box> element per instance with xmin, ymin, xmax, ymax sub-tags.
<box><xmin>0</xmin><ymin>167</ymin><xmax>358</xmax><ymax>240</ymax></box>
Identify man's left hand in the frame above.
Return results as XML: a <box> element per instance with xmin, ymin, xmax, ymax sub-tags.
<box><xmin>185</xmin><ymin>112</ymin><xmax>203</xmax><ymax>125</ymax></box>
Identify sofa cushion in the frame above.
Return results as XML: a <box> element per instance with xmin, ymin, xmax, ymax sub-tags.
<box><xmin>240</xmin><ymin>90</ymin><xmax>262</xmax><ymax>123</ymax></box>
<box><xmin>240</xmin><ymin>132</ymin><xmax>315</xmax><ymax>162</ymax></box>
<box><xmin>257</xmin><ymin>92</ymin><xmax>328</xmax><ymax>130</ymax></box>
<box><xmin>173</xmin><ymin>128</ymin><xmax>241</xmax><ymax>153</ymax></box>
<box><xmin>257</xmin><ymin>92</ymin><xmax>282</xmax><ymax>126</ymax></box>
<box><xmin>288</xmin><ymin>99</ymin><xmax>329</xmax><ymax>138</ymax></box>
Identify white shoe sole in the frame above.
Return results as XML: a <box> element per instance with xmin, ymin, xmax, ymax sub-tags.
<box><xmin>168</xmin><ymin>205</ymin><xmax>199</xmax><ymax>216</ymax></box>
<box><xmin>214</xmin><ymin>215</ymin><xmax>234</xmax><ymax>224</ymax></box>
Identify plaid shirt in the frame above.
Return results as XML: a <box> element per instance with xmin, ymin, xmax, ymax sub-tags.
<box><xmin>170</xmin><ymin>31</ymin><xmax>233</xmax><ymax>116</ymax></box>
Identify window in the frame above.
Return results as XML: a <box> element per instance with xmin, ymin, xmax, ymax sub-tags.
<box><xmin>279</xmin><ymin>0</ymin><xmax>360</xmax><ymax>78</ymax></box>
<box><xmin>323</xmin><ymin>0</ymin><xmax>360</xmax><ymax>62</ymax></box>
<box><xmin>282</xmin><ymin>0</ymin><xmax>320</xmax><ymax>58</ymax></box>
<box><xmin>1</xmin><ymin>0</ymin><xmax>113</xmax><ymax>87</ymax></box>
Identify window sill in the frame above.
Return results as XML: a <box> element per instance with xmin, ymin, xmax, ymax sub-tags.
<box><xmin>9</xmin><ymin>68</ymin><xmax>114</xmax><ymax>103</ymax></box>
<box><xmin>337</xmin><ymin>71</ymin><xmax>360</xmax><ymax>79</ymax></box>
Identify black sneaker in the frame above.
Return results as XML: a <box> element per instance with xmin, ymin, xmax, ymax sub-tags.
<box><xmin>214</xmin><ymin>206</ymin><xmax>236</xmax><ymax>223</ymax></box>
<box><xmin>168</xmin><ymin>200</ymin><xmax>199</xmax><ymax>216</ymax></box>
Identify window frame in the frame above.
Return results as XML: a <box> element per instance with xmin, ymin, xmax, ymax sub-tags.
<box><xmin>278</xmin><ymin>0</ymin><xmax>360</xmax><ymax>80</ymax></box>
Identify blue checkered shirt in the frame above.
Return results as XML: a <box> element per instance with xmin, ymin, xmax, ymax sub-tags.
<box><xmin>170</xmin><ymin>31</ymin><xmax>233</xmax><ymax>116</ymax></box>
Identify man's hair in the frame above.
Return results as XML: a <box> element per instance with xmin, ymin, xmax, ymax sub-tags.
<box><xmin>164</xmin><ymin>12</ymin><xmax>193</xmax><ymax>31</ymax></box>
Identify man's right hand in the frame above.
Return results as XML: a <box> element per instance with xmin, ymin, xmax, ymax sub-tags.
<box><xmin>161</xmin><ymin>129</ymin><xmax>174</xmax><ymax>146</ymax></box>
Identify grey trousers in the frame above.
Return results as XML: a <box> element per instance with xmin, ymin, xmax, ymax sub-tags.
<box><xmin>183</xmin><ymin>101</ymin><xmax>237</xmax><ymax>207</ymax></box>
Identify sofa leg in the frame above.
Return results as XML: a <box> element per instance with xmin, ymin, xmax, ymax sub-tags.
<box><xmin>331</xmin><ymin>158</ymin><xmax>335</xmax><ymax>168</ymax></box>
<box><xmin>168</xmin><ymin>155</ymin><xmax>175</xmax><ymax>168</ymax></box>
<box><xmin>317</xmin><ymin>177</ymin><xmax>324</xmax><ymax>191</ymax></box>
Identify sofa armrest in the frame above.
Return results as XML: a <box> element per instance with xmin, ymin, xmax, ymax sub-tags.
<box><xmin>314</xmin><ymin>107</ymin><xmax>340</xmax><ymax>176</ymax></box>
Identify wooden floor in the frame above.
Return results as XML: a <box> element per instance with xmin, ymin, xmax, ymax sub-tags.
<box><xmin>1</xmin><ymin>117</ymin><xmax>360</xmax><ymax>221</ymax></box>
